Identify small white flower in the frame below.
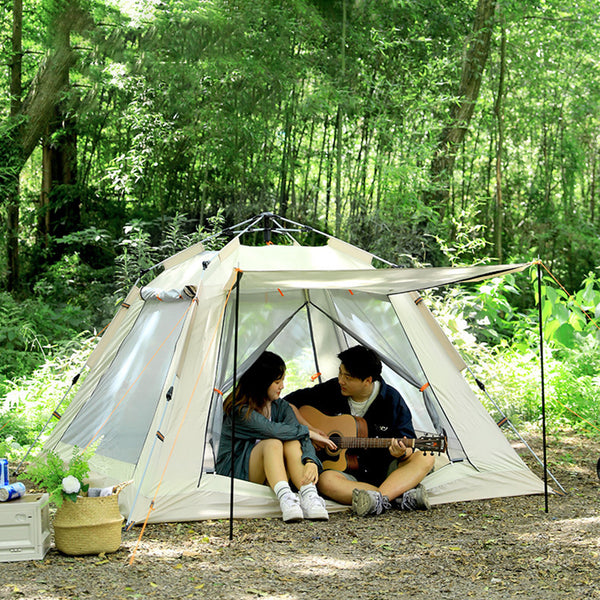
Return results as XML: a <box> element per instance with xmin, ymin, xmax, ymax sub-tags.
<box><xmin>62</xmin><ymin>475</ymin><xmax>81</xmax><ymax>495</ymax></box>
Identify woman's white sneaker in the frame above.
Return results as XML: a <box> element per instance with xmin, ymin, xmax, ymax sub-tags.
<box><xmin>299</xmin><ymin>489</ymin><xmax>329</xmax><ymax>520</ymax></box>
<box><xmin>279</xmin><ymin>492</ymin><xmax>304</xmax><ymax>523</ymax></box>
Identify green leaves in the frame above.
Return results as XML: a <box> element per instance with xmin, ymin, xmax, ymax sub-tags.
<box><xmin>26</xmin><ymin>445</ymin><xmax>96</xmax><ymax>507</ymax></box>
<box><xmin>537</xmin><ymin>271</ymin><xmax>600</xmax><ymax>350</ymax></box>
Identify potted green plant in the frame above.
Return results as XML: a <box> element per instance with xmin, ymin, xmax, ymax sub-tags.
<box><xmin>26</xmin><ymin>446</ymin><xmax>124</xmax><ymax>556</ymax></box>
<box><xmin>26</xmin><ymin>446</ymin><xmax>93</xmax><ymax>507</ymax></box>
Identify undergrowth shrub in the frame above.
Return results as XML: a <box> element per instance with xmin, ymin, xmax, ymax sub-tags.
<box><xmin>0</xmin><ymin>334</ymin><xmax>96</xmax><ymax>460</ymax></box>
<box><xmin>432</xmin><ymin>271</ymin><xmax>600</xmax><ymax>436</ymax></box>
<box><xmin>0</xmin><ymin>292</ymin><xmax>94</xmax><ymax>385</ymax></box>
<box><xmin>32</xmin><ymin>253</ymin><xmax>115</xmax><ymax>325</ymax></box>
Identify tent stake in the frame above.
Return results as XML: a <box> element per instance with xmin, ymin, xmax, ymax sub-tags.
<box><xmin>537</xmin><ymin>262</ymin><xmax>549</xmax><ymax>512</ymax></box>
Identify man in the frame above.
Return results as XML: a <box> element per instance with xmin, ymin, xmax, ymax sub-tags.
<box><xmin>286</xmin><ymin>345</ymin><xmax>434</xmax><ymax>516</ymax></box>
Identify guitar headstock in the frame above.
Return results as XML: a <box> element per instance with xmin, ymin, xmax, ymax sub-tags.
<box><xmin>405</xmin><ymin>432</ymin><xmax>448</xmax><ymax>455</ymax></box>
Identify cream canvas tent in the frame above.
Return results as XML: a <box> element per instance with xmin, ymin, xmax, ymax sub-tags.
<box><xmin>42</xmin><ymin>214</ymin><xmax>547</xmax><ymax>525</ymax></box>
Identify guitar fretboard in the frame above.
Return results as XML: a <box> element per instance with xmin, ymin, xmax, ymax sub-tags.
<box><xmin>334</xmin><ymin>437</ymin><xmax>415</xmax><ymax>450</ymax></box>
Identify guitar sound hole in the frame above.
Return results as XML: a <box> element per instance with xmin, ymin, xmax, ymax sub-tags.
<box><xmin>327</xmin><ymin>434</ymin><xmax>343</xmax><ymax>455</ymax></box>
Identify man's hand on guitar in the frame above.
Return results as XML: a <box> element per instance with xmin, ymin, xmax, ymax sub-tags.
<box><xmin>309</xmin><ymin>430</ymin><xmax>337</xmax><ymax>452</ymax></box>
<box><xmin>389</xmin><ymin>438</ymin><xmax>412</xmax><ymax>460</ymax></box>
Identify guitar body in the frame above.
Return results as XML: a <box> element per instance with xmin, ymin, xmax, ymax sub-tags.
<box><xmin>299</xmin><ymin>405</ymin><xmax>368</xmax><ymax>472</ymax></box>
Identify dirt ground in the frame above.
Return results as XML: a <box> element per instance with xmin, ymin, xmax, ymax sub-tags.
<box><xmin>2</xmin><ymin>430</ymin><xmax>599</xmax><ymax>600</ymax></box>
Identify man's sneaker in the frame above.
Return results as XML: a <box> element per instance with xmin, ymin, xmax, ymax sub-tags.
<box><xmin>352</xmin><ymin>489</ymin><xmax>391</xmax><ymax>517</ymax></box>
<box><xmin>395</xmin><ymin>484</ymin><xmax>430</xmax><ymax>511</ymax></box>
<box><xmin>279</xmin><ymin>492</ymin><xmax>304</xmax><ymax>523</ymax></box>
<box><xmin>299</xmin><ymin>489</ymin><xmax>329</xmax><ymax>520</ymax></box>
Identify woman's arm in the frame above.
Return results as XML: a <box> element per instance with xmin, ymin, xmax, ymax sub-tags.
<box><xmin>289</xmin><ymin>404</ymin><xmax>336</xmax><ymax>450</ymax></box>
<box><xmin>308</xmin><ymin>429</ymin><xmax>337</xmax><ymax>451</ymax></box>
<box><xmin>276</xmin><ymin>400</ymin><xmax>327</xmax><ymax>471</ymax></box>
<box><xmin>232</xmin><ymin>404</ymin><xmax>309</xmax><ymax>442</ymax></box>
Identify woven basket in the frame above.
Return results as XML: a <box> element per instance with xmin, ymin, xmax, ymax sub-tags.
<box><xmin>53</xmin><ymin>494</ymin><xmax>124</xmax><ymax>556</ymax></box>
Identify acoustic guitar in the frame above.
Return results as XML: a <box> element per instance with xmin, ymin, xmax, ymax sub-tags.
<box><xmin>298</xmin><ymin>405</ymin><xmax>447</xmax><ymax>472</ymax></box>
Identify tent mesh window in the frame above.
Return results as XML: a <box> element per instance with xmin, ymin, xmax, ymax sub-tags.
<box><xmin>61</xmin><ymin>297</ymin><xmax>191</xmax><ymax>465</ymax></box>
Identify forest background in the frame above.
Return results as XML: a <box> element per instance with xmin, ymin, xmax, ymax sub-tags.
<box><xmin>1</xmin><ymin>0</ymin><xmax>600</xmax><ymax>459</ymax></box>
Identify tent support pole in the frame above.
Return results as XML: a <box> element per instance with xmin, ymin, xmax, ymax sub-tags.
<box><xmin>229</xmin><ymin>270</ymin><xmax>242</xmax><ymax>541</ymax></box>
<box><xmin>537</xmin><ymin>262</ymin><xmax>549</xmax><ymax>512</ymax></box>
<box><xmin>304</xmin><ymin>293</ymin><xmax>322</xmax><ymax>383</ymax></box>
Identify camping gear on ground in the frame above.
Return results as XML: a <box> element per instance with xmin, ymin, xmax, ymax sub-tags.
<box><xmin>53</xmin><ymin>492</ymin><xmax>124</xmax><ymax>556</ymax></box>
<box><xmin>0</xmin><ymin>482</ymin><xmax>27</xmax><ymax>502</ymax></box>
<box><xmin>0</xmin><ymin>458</ymin><xmax>8</xmax><ymax>486</ymax></box>
<box><xmin>35</xmin><ymin>213</ymin><xmax>549</xmax><ymax>525</ymax></box>
<box><xmin>87</xmin><ymin>486</ymin><xmax>117</xmax><ymax>497</ymax></box>
<box><xmin>0</xmin><ymin>493</ymin><xmax>51</xmax><ymax>562</ymax></box>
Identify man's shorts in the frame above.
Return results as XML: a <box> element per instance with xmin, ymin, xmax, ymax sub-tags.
<box><xmin>331</xmin><ymin>459</ymin><xmax>398</xmax><ymax>483</ymax></box>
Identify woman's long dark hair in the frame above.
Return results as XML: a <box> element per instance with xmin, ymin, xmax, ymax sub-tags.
<box><xmin>223</xmin><ymin>351</ymin><xmax>286</xmax><ymax>419</ymax></box>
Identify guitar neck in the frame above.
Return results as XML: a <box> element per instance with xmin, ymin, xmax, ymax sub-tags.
<box><xmin>336</xmin><ymin>437</ymin><xmax>416</xmax><ymax>450</ymax></box>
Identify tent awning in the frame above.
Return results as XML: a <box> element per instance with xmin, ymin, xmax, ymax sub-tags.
<box><xmin>229</xmin><ymin>263</ymin><xmax>533</xmax><ymax>295</ymax></box>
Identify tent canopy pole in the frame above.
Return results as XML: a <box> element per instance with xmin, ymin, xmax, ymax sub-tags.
<box><xmin>537</xmin><ymin>262</ymin><xmax>549</xmax><ymax>512</ymax></box>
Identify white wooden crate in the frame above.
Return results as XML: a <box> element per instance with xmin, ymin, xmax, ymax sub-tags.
<box><xmin>0</xmin><ymin>493</ymin><xmax>51</xmax><ymax>562</ymax></box>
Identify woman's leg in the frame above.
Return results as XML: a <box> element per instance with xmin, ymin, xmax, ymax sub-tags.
<box><xmin>248</xmin><ymin>438</ymin><xmax>287</xmax><ymax>487</ymax></box>
<box><xmin>282</xmin><ymin>440</ymin><xmax>329</xmax><ymax>520</ymax></box>
<box><xmin>249</xmin><ymin>439</ymin><xmax>318</xmax><ymax>489</ymax></box>
<box><xmin>281</xmin><ymin>440</ymin><xmax>305</xmax><ymax>488</ymax></box>
<box><xmin>249</xmin><ymin>439</ymin><xmax>304</xmax><ymax>522</ymax></box>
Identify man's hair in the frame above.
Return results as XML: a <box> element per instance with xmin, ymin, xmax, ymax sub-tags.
<box><xmin>337</xmin><ymin>345</ymin><xmax>382</xmax><ymax>381</ymax></box>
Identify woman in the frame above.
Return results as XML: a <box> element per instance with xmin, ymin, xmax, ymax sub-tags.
<box><xmin>216</xmin><ymin>351</ymin><xmax>335</xmax><ymax>522</ymax></box>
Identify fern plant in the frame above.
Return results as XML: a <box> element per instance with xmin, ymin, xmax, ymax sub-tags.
<box><xmin>26</xmin><ymin>446</ymin><xmax>95</xmax><ymax>507</ymax></box>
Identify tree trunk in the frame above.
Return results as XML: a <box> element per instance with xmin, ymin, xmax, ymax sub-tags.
<box><xmin>325</xmin><ymin>117</ymin><xmax>336</xmax><ymax>227</ymax></box>
<box><xmin>1</xmin><ymin>1</ymin><xmax>92</xmax><ymax>288</ymax></box>
<box><xmin>5</xmin><ymin>0</ymin><xmax>22</xmax><ymax>291</ymax></box>
<box><xmin>314</xmin><ymin>115</ymin><xmax>329</xmax><ymax>223</ymax></box>
<box><xmin>301</xmin><ymin>118</ymin><xmax>315</xmax><ymax>216</ymax></box>
<box><xmin>428</xmin><ymin>0</ymin><xmax>497</xmax><ymax>221</ymax></box>
<box><xmin>39</xmin><ymin>105</ymin><xmax>80</xmax><ymax>247</ymax></box>
<box><xmin>334</xmin><ymin>0</ymin><xmax>347</xmax><ymax>237</ymax></box>
<box><xmin>493</xmin><ymin>24</ymin><xmax>506</xmax><ymax>262</ymax></box>
<box><xmin>591</xmin><ymin>142</ymin><xmax>598</xmax><ymax>225</ymax></box>
<box><xmin>39</xmin><ymin>21</ymin><xmax>80</xmax><ymax>251</ymax></box>
<box><xmin>279</xmin><ymin>110</ymin><xmax>290</xmax><ymax>218</ymax></box>
<box><xmin>18</xmin><ymin>0</ymin><xmax>92</xmax><ymax>161</ymax></box>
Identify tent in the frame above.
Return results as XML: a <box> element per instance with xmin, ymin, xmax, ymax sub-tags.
<box><xmin>42</xmin><ymin>213</ymin><xmax>547</xmax><ymax>524</ymax></box>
